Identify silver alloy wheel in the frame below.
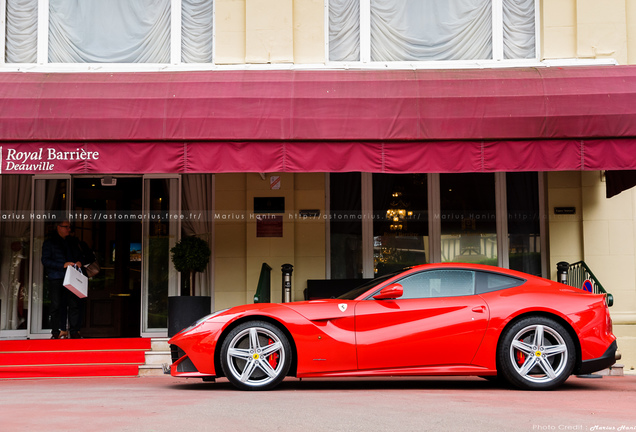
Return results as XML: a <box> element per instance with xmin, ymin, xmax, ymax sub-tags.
<box><xmin>225</xmin><ymin>326</ymin><xmax>286</xmax><ymax>387</ymax></box>
<box><xmin>509</xmin><ymin>324</ymin><xmax>568</xmax><ymax>384</ymax></box>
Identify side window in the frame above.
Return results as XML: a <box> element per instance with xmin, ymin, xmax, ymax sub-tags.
<box><xmin>475</xmin><ymin>271</ymin><xmax>525</xmax><ymax>294</ymax></box>
<box><xmin>398</xmin><ymin>270</ymin><xmax>475</xmax><ymax>299</ymax></box>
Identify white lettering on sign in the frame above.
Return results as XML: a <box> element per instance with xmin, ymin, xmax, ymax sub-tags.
<box><xmin>47</xmin><ymin>148</ymin><xmax>99</xmax><ymax>161</ymax></box>
<box><xmin>2</xmin><ymin>147</ymin><xmax>100</xmax><ymax>173</ymax></box>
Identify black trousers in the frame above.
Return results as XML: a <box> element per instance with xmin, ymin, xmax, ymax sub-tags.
<box><xmin>49</xmin><ymin>278</ymin><xmax>82</xmax><ymax>335</ymax></box>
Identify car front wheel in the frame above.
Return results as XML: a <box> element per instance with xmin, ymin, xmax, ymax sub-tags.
<box><xmin>498</xmin><ymin>316</ymin><xmax>576</xmax><ymax>390</ymax></box>
<box><xmin>220</xmin><ymin>320</ymin><xmax>291</xmax><ymax>391</ymax></box>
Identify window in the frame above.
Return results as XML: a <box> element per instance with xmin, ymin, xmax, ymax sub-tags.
<box><xmin>330</xmin><ymin>173</ymin><xmax>363</xmax><ymax>279</ymax></box>
<box><xmin>397</xmin><ymin>269</ymin><xmax>475</xmax><ymax>299</ymax></box>
<box><xmin>329</xmin><ymin>0</ymin><xmax>537</xmax><ymax>63</ymax></box>
<box><xmin>329</xmin><ymin>172</ymin><xmax>546</xmax><ymax>278</ymax></box>
<box><xmin>373</xmin><ymin>174</ymin><xmax>428</xmax><ymax>276</ymax></box>
<box><xmin>506</xmin><ymin>172</ymin><xmax>541</xmax><ymax>276</ymax></box>
<box><xmin>475</xmin><ymin>271</ymin><xmax>525</xmax><ymax>294</ymax></box>
<box><xmin>440</xmin><ymin>173</ymin><xmax>497</xmax><ymax>265</ymax></box>
<box><xmin>0</xmin><ymin>175</ymin><xmax>32</xmax><ymax>333</ymax></box>
<box><xmin>3</xmin><ymin>0</ymin><xmax>214</xmax><ymax>64</ymax></box>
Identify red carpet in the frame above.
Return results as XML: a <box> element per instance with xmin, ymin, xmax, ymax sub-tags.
<box><xmin>0</xmin><ymin>338</ymin><xmax>151</xmax><ymax>379</ymax></box>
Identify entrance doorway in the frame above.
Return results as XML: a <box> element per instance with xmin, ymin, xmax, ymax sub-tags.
<box><xmin>29</xmin><ymin>175</ymin><xmax>180</xmax><ymax>338</ymax></box>
<box><xmin>73</xmin><ymin>177</ymin><xmax>142</xmax><ymax>338</ymax></box>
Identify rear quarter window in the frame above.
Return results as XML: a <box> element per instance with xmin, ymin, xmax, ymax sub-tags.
<box><xmin>476</xmin><ymin>271</ymin><xmax>525</xmax><ymax>294</ymax></box>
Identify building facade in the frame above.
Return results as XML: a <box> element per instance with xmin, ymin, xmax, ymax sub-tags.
<box><xmin>1</xmin><ymin>0</ymin><xmax>636</xmax><ymax>371</ymax></box>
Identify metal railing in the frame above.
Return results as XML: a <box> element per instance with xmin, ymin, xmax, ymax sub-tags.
<box><xmin>566</xmin><ymin>261</ymin><xmax>613</xmax><ymax>306</ymax></box>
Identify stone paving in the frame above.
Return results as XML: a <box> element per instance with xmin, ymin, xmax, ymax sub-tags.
<box><xmin>1</xmin><ymin>374</ymin><xmax>635</xmax><ymax>432</ymax></box>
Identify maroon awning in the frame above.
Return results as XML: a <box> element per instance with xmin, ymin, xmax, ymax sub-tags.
<box><xmin>2</xmin><ymin>67</ymin><xmax>636</xmax><ymax>174</ymax></box>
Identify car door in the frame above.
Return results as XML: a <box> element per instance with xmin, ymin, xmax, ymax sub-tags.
<box><xmin>355</xmin><ymin>269</ymin><xmax>489</xmax><ymax>371</ymax></box>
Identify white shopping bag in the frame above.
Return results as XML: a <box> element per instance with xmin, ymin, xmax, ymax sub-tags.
<box><xmin>63</xmin><ymin>265</ymin><xmax>88</xmax><ymax>298</ymax></box>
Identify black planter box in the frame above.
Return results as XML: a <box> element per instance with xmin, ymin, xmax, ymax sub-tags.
<box><xmin>167</xmin><ymin>296</ymin><xmax>211</xmax><ymax>337</ymax></box>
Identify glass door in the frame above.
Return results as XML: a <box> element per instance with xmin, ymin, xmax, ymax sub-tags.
<box><xmin>0</xmin><ymin>175</ymin><xmax>32</xmax><ymax>337</ymax></box>
<box><xmin>29</xmin><ymin>175</ymin><xmax>71</xmax><ymax>337</ymax></box>
<box><xmin>72</xmin><ymin>177</ymin><xmax>143</xmax><ymax>338</ymax></box>
<box><xmin>141</xmin><ymin>175</ymin><xmax>180</xmax><ymax>336</ymax></box>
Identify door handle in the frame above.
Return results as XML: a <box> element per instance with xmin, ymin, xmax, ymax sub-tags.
<box><xmin>471</xmin><ymin>305</ymin><xmax>486</xmax><ymax>313</ymax></box>
<box><xmin>110</xmin><ymin>293</ymin><xmax>131</xmax><ymax>297</ymax></box>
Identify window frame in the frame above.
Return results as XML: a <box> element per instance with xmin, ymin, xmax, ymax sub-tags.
<box><xmin>364</xmin><ymin>268</ymin><xmax>477</xmax><ymax>300</ymax></box>
<box><xmin>328</xmin><ymin>172</ymin><xmax>548</xmax><ymax>280</ymax></box>
<box><xmin>1</xmin><ymin>0</ymin><xmax>215</xmax><ymax>68</ymax></box>
<box><xmin>361</xmin><ymin>268</ymin><xmax>526</xmax><ymax>300</ymax></box>
<box><xmin>325</xmin><ymin>0</ymin><xmax>542</xmax><ymax>67</ymax></box>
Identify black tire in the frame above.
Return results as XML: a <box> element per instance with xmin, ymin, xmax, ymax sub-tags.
<box><xmin>497</xmin><ymin>316</ymin><xmax>576</xmax><ymax>390</ymax></box>
<box><xmin>220</xmin><ymin>320</ymin><xmax>291</xmax><ymax>391</ymax></box>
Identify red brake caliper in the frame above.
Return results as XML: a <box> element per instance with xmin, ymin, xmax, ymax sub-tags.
<box><xmin>268</xmin><ymin>338</ymin><xmax>279</xmax><ymax>368</ymax></box>
<box><xmin>515</xmin><ymin>338</ymin><xmax>526</xmax><ymax>366</ymax></box>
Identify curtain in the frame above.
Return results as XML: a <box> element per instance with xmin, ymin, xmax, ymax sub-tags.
<box><xmin>330</xmin><ymin>0</ymin><xmax>536</xmax><ymax>62</ymax></box>
<box><xmin>0</xmin><ymin>175</ymin><xmax>32</xmax><ymax>330</ymax></box>
<box><xmin>371</xmin><ymin>0</ymin><xmax>492</xmax><ymax>61</ymax></box>
<box><xmin>5</xmin><ymin>0</ymin><xmax>38</xmax><ymax>63</ymax></box>
<box><xmin>606</xmin><ymin>170</ymin><xmax>636</xmax><ymax>198</ymax></box>
<box><xmin>181</xmin><ymin>0</ymin><xmax>213</xmax><ymax>63</ymax></box>
<box><xmin>181</xmin><ymin>174</ymin><xmax>214</xmax><ymax>297</ymax></box>
<box><xmin>503</xmin><ymin>0</ymin><xmax>535</xmax><ymax>59</ymax></box>
<box><xmin>48</xmin><ymin>0</ymin><xmax>171</xmax><ymax>63</ymax></box>
<box><xmin>6</xmin><ymin>0</ymin><xmax>216</xmax><ymax>63</ymax></box>
<box><xmin>329</xmin><ymin>0</ymin><xmax>360</xmax><ymax>61</ymax></box>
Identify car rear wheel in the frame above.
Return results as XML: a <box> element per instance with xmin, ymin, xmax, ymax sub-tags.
<box><xmin>498</xmin><ymin>316</ymin><xmax>576</xmax><ymax>390</ymax></box>
<box><xmin>220</xmin><ymin>320</ymin><xmax>291</xmax><ymax>391</ymax></box>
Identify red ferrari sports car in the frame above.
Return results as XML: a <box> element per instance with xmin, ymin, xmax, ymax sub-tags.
<box><xmin>169</xmin><ymin>263</ymin><xmax>617</xmax><ymax>391</ymax></box>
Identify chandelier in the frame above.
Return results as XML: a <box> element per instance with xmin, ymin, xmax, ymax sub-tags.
<box><xmin>386</xmin><ymin>192</ymin><xmax>412</xmax><ymax>231</ymax></box>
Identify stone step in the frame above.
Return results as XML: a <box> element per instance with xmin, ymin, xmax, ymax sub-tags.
<box><xmin>138</xmin><ymin>364</ymin><xmax>167</xmax><ymax>376</ymax></box>
<box><xmin>144</xmin><ymin>350</ymin><xmax>171</xmax><ymax>366</ymax></box>
<box><xmin>140</xmin><ymin>338</ymin><xmax>172</xmax><ymax>376</ymax></box>
<box><xmin>150</xmin><ymin>338</ymin><xmax>170</xmax><ymax>352</ymax></box>
<box><xmin>580</xmin><ymin>364</ymin><xmax>624</xmax><ymax>377</ymax></box>
<box><xmin>596</xmin><ymin>364</ymin><xmax>624</xmax><ymax>376</ymax></box>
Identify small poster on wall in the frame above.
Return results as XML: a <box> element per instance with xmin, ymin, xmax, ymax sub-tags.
<box><xmin>270</xmin><ymin>176</ymin><xmax>281</xmax><ymax>190</ymax></box>
<box><xmin>257</xmin><ymin>215</ymin><xmax>283</xmax><ymax>237</ymax></box>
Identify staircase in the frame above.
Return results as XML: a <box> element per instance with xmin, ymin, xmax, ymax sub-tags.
<box><xmin>0</xmin><ymin>338</ymin><xmax>151</xmax><ymax>379</ymax></box>
<box><xmin>138</xmin><ymin>338</ymin><xmax>172</xmax><ymax>376</ymax></box>
<box><xmin>563</xmin><ymin>261</ymin><xmax>623</xmax><ymax>376</ymax></box>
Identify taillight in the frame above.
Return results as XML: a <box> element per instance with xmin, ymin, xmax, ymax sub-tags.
<box><xmin>604</xmin><ymin>301</ymin><xmax>613</xmax><ymax>334</ymax></box>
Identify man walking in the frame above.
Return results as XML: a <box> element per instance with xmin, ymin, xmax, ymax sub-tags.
<box><xmin>41</xmin><ymin>220</ymin><xmax>87</xmax><ymax>339</ymax></box>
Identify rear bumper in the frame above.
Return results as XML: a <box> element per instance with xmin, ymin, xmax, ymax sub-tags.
<box><xmin>578</xmin><ymin>340</ymin><xmax>618</xmax><ymax>375</ymax></box>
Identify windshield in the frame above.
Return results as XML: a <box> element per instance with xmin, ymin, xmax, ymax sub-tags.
<box><xmin>337</xmin><ymin>272</ymin><xmax>401</xmax><ymax>300</ymax></box>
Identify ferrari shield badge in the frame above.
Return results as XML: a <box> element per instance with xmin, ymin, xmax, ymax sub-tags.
<box><xmin>338</xmin><ymin>304</ymin><xmax>347</xmax><ymax>312</ymax></box>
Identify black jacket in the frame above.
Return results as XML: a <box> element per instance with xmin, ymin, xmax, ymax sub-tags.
<box><xmin>41</xmin><ymin>233</ymin><xmax>91</xmax><ymax>280</ymax></box>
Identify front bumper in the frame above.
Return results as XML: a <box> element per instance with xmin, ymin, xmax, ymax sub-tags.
<box><xmin>169</xmin><ymin>344</ymin><xmax>215</xmax><ymax>378</ymax></box>
<box><xmin>578</xmin><ymin>340</ymin><xmax>618</xmax><ymax>375</ymax></box>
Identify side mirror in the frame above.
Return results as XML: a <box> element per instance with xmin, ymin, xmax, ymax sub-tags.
<box><xmin>373</xmin><ymin>283</ymin><xmax>403</xmax><ymax>300</ymax></box>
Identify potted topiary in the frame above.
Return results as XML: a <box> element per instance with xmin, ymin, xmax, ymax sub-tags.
<box><xmin>170</xmin><ymin>236</ymin><xmax>211</xmax><ymax>296</ymax></box>
<box><xmin>167</xmin><ymin>235</ymin><xmax>212</xmax><ymax>337</ymax></box>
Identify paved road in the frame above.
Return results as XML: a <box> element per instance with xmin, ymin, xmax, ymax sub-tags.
<box><xmin>1</xmin><ymin>375</ymin><xmax>635</xmax><ymax>432</ymax></box>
